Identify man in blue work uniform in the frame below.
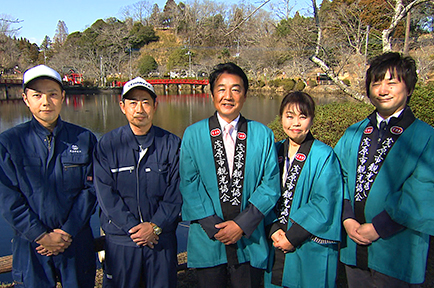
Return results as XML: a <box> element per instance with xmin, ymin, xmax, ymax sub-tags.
<box><xmin>0</xmin><ymin>65</ymin><xmax>97</xmax><ymax>287</ymax></box>
<box><xmin>94</xmin><ymin>77</ymin><xmax>182</xmax><ymax>288</ymax></box>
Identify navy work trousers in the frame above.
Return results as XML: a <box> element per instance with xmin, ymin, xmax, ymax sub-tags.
<box><xmin>12</xmin><ymin>225</ymin><xmax>96</xmax><ymax>288</ymax></box>
<box><xmin>103</xmin><ymin>233</ymin><xmax>177</xmax><ymax>288</ymax></box>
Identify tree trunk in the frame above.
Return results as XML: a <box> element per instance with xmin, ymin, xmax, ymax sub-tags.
<box><xmin>310</xmin><ymin>56</ymin><xmax>366</xmax><ymax>102</ymax></box>
<box><xmin>382</xmin><ymin>0</ymin><xmax>433</xmax><ymax>52</ymax></box>
<box><xmin>310</xmin><ymin>0</ymin><xmax>367</xmax><ymax>102</ymax></box>
<box><xmin>403</xmin><ymin>11</ymin><xmax>411</xmax><ymax>55</ymax></box>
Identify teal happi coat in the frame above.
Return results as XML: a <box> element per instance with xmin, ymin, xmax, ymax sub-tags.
<box><xmin>180</xmin><ymin>117</ymin><xmax>280</xmax><ymax>269</ymax></box>
<box><xmin>264</xmin><ymin>139</ymin><xmax>343</xmax><ymax>288</ymax></box>
<box><xmin>335</xmin><ymin>115</ymin><xmax>434</xmax><ymax>284</ymax></box>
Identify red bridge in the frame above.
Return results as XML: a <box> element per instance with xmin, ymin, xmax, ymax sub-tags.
<box><xmin>0</xmin><ymin>78</ymin><xmax>22</xmax><ymax>85</ymax></box>
<box><xmin>116</xmin><ymin>78</ymin><xmax>209</xmax><ymax>93</ymax></box>
<box><xmin>146</xmin><ymin>79</ymin><xmax>209</xmax><ymax>85</ymax></box>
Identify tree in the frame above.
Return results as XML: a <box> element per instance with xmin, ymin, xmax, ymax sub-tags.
<box><xmin>53</xmin><ymin>20</ymin><xmax>69</xmax><ymax>48</ymax></box>
<box><xmin>16</xmin><ymin>38</ymin><xmax>40</xmax><ymax>68</ymax></box>
<box><xmin>410</xmin><ymin>2</ymin><xmax>434</xmax><ymax>34</ymax></box>
<box><xmin>309</xmin><ymin>0</ymin><xmax>434</xmax><ymax>102</ymax></box>
<box><xmin>56</xmin><ymin>18</ymin><xmax>131</xmax><ymax>81</ymax></box>
<box><xmin>128</xmin><ymin>22</ymin><xmax>159</xmax><ymax>49</ymax></box>
<box><xmin>269</xmin><ymin>0</ymin><xmax>298</xmax><ymax>21</ymax></box>
<box><xmin>167</xmin><ymin>47</ymin><xmax>191</xmax><ymax>70</ymax></box>
<box><xmin>326</xmin><ymin>0</ymin><xmax>369</xmax><ymax>55</ymax></box>
<box><xmin>381</xmin><ymin>0</ymin><xmax>434</xmax><ymax>51</ymax></box>
<box><xmin>0</xmin><ymin>14</ymin><xmax>22</xmax><ymax>37</ymax></box>
<box><xmin>162</xmin><ymin>0</ymin><xmax>179</xmax><ymax>27</ymax></box>
<box><xmin>40</xmin><ymin>35</ymin><xmax>52</xmax><ymax>64</ymax></box>
<box><xmin>121</xmin><ymin>0</ymin><xmax>154</xmax><ymax>25</ymax></box>
<box><xmin>149</xmin><ymin>4</ymin><xmax>162</xmax><ymax>27</ymax></box>
<box><xmin>310</xmin><ymin>0</ymin><xmax>366</xmax><ymax>101</ymax></box>
<box><xmin>0</xmin><ymin>34</ymin><xmax>19</xmax><ymax>71</ymax></box>
<box><xmin>137</xmin><ymin>55</ymin><xmax>158</xmax><ymax>75</ymax></box>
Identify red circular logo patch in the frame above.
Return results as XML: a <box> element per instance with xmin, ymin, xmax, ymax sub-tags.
<box><xmin>390</xmin><ymin>126</ymin><xmax>403</xmax><ymax>135</ymax></box>
<box><xmin>295</xmin><ymin>153</ymin><xmax>306</xmax><ymax>162</ymax></box>
<box><xmin>237</xmin><ymin>132</ymin><xmax>246</xmax><ymax>140</ymax></box>
<box><xmin>364</xmin><ymin>127</ymin><xmax>374</xmax><ymax>134</ymax></box>
<box><xmin>278</xmin><ymin>156</ymin><xmax>284</xmax><ymax>163</ymax></box>
<box><xmin>211</xmin><ymin>128</ymin><xmax>221</xmax><ymax>137</ymax></box>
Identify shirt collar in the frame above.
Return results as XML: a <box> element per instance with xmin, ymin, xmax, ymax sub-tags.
<box><xmin>31</xmin><ymin>115</ymin><xmax>63</xmax><ymax>137</ymax></box>
<box><xmin>376</xmin><ymin>109</ymin><xmax>404</xmax><ymax>128</ymax></box>
<box><xmin>216</xmin><ymin>113</ymin><xmax>240</xmax><ymax>130</ymax></box>
<box><xmin>126</xmin><ymin>124</ymin><xmax>155</xmax><ymax>151</ymax></box>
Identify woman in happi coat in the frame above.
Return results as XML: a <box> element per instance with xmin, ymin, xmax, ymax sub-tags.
<box><xmin>264</xmin><ymin>91</ymin><xmax>343</xmax><ymax>288</ymax></box>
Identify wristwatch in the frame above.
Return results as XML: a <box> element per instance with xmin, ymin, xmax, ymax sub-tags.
<box><xmin>150</xmin><ymin>222</ymin><xmax>162</xmax><ymax>235</ymax></box>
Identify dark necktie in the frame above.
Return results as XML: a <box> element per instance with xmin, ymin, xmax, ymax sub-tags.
<box><xmin>379</xmin><ymin>120</ymin><xmax>387</xmax><ymax>141</ymax></box>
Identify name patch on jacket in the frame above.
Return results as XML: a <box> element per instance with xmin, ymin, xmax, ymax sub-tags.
<box><xmin>69</xmin><ymin>144</ymin><xmax>82</xmax><ymax>154</ymax></box>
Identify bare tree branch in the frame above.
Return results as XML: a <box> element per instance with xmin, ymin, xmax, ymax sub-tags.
<box><xmin>224</xmin><ymin>0</ymin><xmax>271</xmax><ymax>37</ymax></box>
<box><xmin>311</xmin><ymin>0</ymin><xmax>367</xmax><ymax>102</ymax></box>
<box><xmin>382</xmin><ymin>0</ymin><xmax>434</xmax><ymax>51</ymax></box>
<box><xmin>310</xmin><ymin>55</ymin><xmax>366</xmax><ymax>102</ymax></box>
<box><xmin>0</xmin><ymin>16</ymin><xmax>22</xmax><ymax>36</ymax></box>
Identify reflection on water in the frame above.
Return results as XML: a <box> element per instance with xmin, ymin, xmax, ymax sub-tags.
<box><xmin>0</xmin><ymin>91</ymin><xmax>346</xmax><ymax>137</ymax></box>
<box><xmin>1</xmin><ymin>92</ymin><xmax>283</xmax><ymax>137</ymax></box>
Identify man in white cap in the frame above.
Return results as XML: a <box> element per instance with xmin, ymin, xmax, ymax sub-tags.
<box><xmin>0</xmin><ymin>64</ymin><xmax>97</xmax><ymax>287</ymax></box>
<box><xmin>94</xmin><ymin>77</ymin><xmax>182</xmax><ymax>288</ymax></box>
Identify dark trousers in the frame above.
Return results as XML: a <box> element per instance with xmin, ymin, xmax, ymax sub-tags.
<box><xmin>12</xmin><ymin>225</ymin><xmax>96</xmax><ymax>288</ymax></box>
<box><xmin>103</xmin><ymin>235</ymin><xmax>177</xmax><ymax>288</ymax></box>
<box><xmin>196</xmin><ymin>262</ymin><xmax>264</xmax><ymax>288</ymax></box>
<box><xmin>345</xmin><ymin>265</ymin><xmax>422</xmax><ymax>288</ymax></box>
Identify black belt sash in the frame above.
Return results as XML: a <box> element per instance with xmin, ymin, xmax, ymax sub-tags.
<box><xmin>271</xmin><ymin>132</ymin><xmax>314</xmax><ymax>286</ymax></box>
<box><xmin>354</xmin><ymin>107</ymin><xmax>415</xmax><ymax>270</ymax></box>
<box><xmin>209</xmin><ymin>112</ymin><xmax>248</xmax><ymax>266</ymax></box>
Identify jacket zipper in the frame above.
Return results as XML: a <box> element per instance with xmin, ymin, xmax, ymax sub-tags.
<box><xmin>64</xmin><ymin>164</ymin><xmax>82</xmax><ymax>170</ymax></box>
<box><xmin>136</xmin><ymin>145</ymin><xmax>148</xmax><ymax>223</ymax></box>
<box><xmin>46</xmin><ymin>134</ymin><xmax>52</xmax><ymax>152</ymax></box>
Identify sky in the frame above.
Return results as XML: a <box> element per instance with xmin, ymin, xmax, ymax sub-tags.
<box><xmin>3</xmin><ymin>0</ymin><xmax>311</xmax><ymax>46</ymax></box>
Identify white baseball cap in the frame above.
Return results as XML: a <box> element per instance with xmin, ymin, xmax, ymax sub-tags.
<box><xmin>23</xmin><ymin>65</ymin><xmax>63</xmax><ymax>89</ymax></box>
<box><xmin>122</xmin><ymin>77</ymin><xmax>157</xmax><ymax>100</ymax></box>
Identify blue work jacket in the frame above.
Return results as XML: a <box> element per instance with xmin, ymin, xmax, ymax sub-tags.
<box><xmin>94</xmin><ymin>125</ymin><xmax>182</xmax><ymax>246</ymax></box>
<box><xmin>0</xmin><ymin>117</ymin><xmax>97</xmax><ymax>241</ymax></box>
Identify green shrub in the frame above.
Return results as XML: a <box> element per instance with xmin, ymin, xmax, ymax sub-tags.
<box><xmin>138</xmin><ymin>55</ymin><xmax>158</xmax><ymax>76</ymax></box>
<box><xmin>308</xmin><ymin>79</ymin><xmax>318</xmax><ymax>87</ymax></box>
<box><xmin>269</xmin><ymin>78</ymin><xmax>296</xmax><ymax>91</ymax></box>
<box><xmin>281</xmin><ymin>79</ymin><xmax>296</xmax><ymax>91</ymax></box>
<box><xmin>311</xmin><ymin>101</ymin><xmax>372</xmax><ymax>147</ymax></box>
<box><xmin>342</xmin><ymin>79</ymin><xmax>351</xmax><ymax>86</ymax></box>
<box><xmin>268</xmin><ymin>79</ymin><xmax>281</xmax><ymax>87</ymax></box>
<box><xmin>294</xmin><ymin>80</ymin><xmax>306</xmax><ymax>91</ymax></box>
<box><xmin>409</xmin><ymin>84</ymin><xmax>434</xmax><ymax>127</ymax></box>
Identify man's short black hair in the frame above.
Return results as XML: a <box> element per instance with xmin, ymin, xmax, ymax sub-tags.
<box><xmin>209</xmin><ymin>62</ymin><xmax>249</xmax><ymax>95</ymax></box>
<box><xmin>366</xmin><ymin>52</ymin><xmax>417</xmax><ymax>101</ymax></box>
